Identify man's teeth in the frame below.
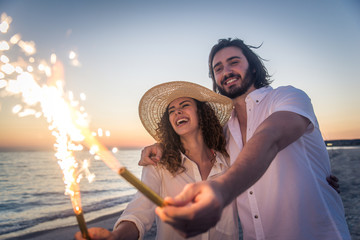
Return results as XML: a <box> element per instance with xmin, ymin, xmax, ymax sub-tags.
<box><xmin>225</xmin><ymin>79</ymin><xmax>237</xmax><ymax>85</ymax></box>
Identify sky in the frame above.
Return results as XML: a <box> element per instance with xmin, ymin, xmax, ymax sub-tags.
<box><xmin>0</xmin><ymin>0</ymin><xmax>359</xmax><ymax>150</ymax></box>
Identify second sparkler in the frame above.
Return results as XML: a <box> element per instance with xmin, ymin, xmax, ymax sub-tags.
<box><xmin>118</xmin><ymin>167</ymin><xmax>165</xmax><ymax>207</ymax></box>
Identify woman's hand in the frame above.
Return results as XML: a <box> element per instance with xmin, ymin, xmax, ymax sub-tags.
<box><xmin>74</xmin><ymin>227</ymin><xmax>113</xmax><ymax>240</ymax></box>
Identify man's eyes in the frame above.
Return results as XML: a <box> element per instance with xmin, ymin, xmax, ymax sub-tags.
<box><xmin>214</xmin><ymin>61</ymin><xmax>239</xmax><ymax>73</ymax></box>
<box><xmin>214</xmin><ymin>66</ymin><xmax>223</xmax><ymax>73</ymax></box>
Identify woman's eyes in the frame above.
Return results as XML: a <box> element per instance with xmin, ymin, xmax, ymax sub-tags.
<box><xmin>168</xmin><ymin>104</ymin><xmax>190</xmax><ymax>114</ymax></box>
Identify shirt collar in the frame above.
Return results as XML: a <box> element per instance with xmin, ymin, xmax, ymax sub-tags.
<box><xmin>180</xmin><ymin>150</ymin><xmax>229</xmax><ymax>168</ymax></box>
<box><xmin>229</xmin><ymin>86</ymin><xmax>273</xmax><ymax>120</ymax></box>
<box><xmin>246</xmin><ymin>86</ymin><xmax>272</xmax><ymax>104</ymax></box>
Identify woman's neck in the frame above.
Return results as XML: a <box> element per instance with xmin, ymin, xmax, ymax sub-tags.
<box><xmin>181</xmin><ymin>134</ymin><xmax>215</xmax><ymax>180</ymax></box>
<box><xmin>181</xmin><ymin>132</ymin><xmax>206</xmax><ymax>160</ymax></box>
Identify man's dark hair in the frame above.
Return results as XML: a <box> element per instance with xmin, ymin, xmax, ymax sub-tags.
<box><xmin>208</xmin><ymin>38</ymin><xmax>272</xmax><ymax>92</ymax></box>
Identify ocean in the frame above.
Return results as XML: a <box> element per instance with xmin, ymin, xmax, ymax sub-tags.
<box><xmin>0</xmin><ymin>147</ymin><xmax>359</xmax><ymax>239</ymax></box>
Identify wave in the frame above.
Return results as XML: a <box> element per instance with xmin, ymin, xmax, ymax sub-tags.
<box><xmin>0</xmin><ymin>193</ymin><xmax>135</xmax><ymax>235</ymax></box>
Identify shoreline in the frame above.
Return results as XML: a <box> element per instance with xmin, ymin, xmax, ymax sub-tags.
<box><xmin>9</xmin><ymin>210</ymin><xmax>156</xmax><ymax>240</ymax></box>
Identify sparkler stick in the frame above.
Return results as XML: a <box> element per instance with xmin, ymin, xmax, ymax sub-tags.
<box><xmin>70</xmin><ymin>187</ymin><xmax>91</xmax><ymax>240</ymax></box>
<box><xmin>80</xmin><ymin>128</ymin><xmax>165</xmax><ymax>207</ymax></box>
<box><xmin>119</xmin><ymin>167</ymin><xmax>164</xmax><ymax>207</ymax></box>
<box><xmin>75</xmin><ymin>211</ymin><xmax>90</xmax><ymax>239</ymax></box>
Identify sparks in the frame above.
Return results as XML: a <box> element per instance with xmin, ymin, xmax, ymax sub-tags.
<box><xmin>0</xmin><ymin>13</ymin><xmax>164</xmax><ymax>228</ymax></box>
<box><xmin>0</xmin><ymin>13</ymin><xmax>102</xmax><ymax>232</ymax></box>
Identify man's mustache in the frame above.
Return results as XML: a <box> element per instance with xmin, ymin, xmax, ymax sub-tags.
<box><xmin>221</xmin><ymin>73</ymin><xmax>242</xmax><ymax>85</ymax></box>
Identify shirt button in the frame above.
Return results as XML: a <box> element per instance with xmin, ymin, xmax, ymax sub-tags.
<box><xmin>254</xmin><ymin>215</ymin><xmax>258</xmax><ymax>219</ymax></box>
<box><xmin>249</xmin><ymin>191</ymin><xmax>253</xmax><ymax>195</ymax></box>
<box><xmin>256</xmin><ymin>100</ymin><xmax>259</xmax><ymax>103</ymax></box>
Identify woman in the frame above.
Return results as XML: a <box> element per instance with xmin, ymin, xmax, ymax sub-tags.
<box><xmin>75</xmin><ymin>81</ymin><xmax>238</xmax><ymax>240</ymax></box>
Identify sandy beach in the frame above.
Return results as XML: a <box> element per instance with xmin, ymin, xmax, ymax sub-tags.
<box><xmin>13</xmin><ymin>211</ymin><xmax>157</xmax><ymax>240</ymax></box>
<box><xmin>4</xmin><ymin>147</ymin><xmax>359</xmax><ymax>239</ymax></box>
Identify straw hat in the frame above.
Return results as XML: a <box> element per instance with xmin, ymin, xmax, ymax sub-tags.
<box><xmin>139</xmin><ymin>81</ymin><xmax>233</xmax><ymax>140</ymax></box>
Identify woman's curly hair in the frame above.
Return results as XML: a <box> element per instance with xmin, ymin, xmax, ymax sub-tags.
<box><xmin>155</xmin><ymin>99</ymin><xmax>228</xmax><ymax>175</ymax></box>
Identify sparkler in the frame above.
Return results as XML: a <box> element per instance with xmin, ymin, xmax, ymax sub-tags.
<box><xmin>0</xmin><ymin>12</ymin><xmax>163</xmax><ymax>236</ymax></box>
<box><xmin>80</xmin><ymin>128</ymin><xmax>165</xmax><ymax>207</ymax></box>
<box><xmin>1</xmin><ymin>12</ymin><xmax>91</xmax><ymax>238</ymax></box>
<box><xmin>70</xmin><ymin>179</ymin><xmax>91</xmax><ymax>240</ymax></box>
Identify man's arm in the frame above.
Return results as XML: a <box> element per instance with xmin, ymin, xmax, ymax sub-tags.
<box><xmin>138</xmin><ymin>143</ymin><xmax>163</xmax><ymax>166</ymax></box>
<box><xmin>156</xmin><ymin>111</ymin><xmax>310</xmax><ymax>238</ymax></box>
<box><xmin>217</xmin><ymin>111</ymin><xmax>310</xmax><ymax>205</ymax></box>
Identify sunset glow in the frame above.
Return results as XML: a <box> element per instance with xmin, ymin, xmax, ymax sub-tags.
<box><xmin>0</xmin><ymin>11</ymin><xmax>164</xmax><ymax>217</ymax></box>
<box><xmin>0</xmin><ymin>1</ymin><xmax>359</xmax><ymax>152</ymax></box>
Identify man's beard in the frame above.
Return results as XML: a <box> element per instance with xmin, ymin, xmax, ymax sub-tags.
<box><xmin>216</xmin><ymin>69</ymin><xmax>254</xmax><ymax>99</ymax></box>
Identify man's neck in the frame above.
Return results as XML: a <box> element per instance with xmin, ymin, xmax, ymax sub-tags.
<box><xmin>232</xmin><ymin>85</ymin><xmax>256</xmax><ymax>111</ymax></box>
<box><xmin>231</xmin><ymin>85</ymin><xmax>257</xmax><ymax>144</ymax></box>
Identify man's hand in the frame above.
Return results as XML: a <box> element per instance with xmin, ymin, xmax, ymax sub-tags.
<box><xmin>155</xmin><ymin>181</ymin><xmax>224</xmax><ymax>238</ymax></box>
<box><xmin>327</xmin><ymin>174</ymin><xmax>340</xmax><ymax>193</ymax></box>
<box><xmin>139</xmin><ymin>143</ymin><xmax>163</xmax><ymax>166</ymax></box>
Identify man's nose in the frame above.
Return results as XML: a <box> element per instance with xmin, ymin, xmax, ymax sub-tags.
<box><xmin>224</xmin><ymin>64</ymin><xmax>232</xmax><ymax>74</ymax></box>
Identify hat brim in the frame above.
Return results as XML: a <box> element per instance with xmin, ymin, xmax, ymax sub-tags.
<box><xmin>139</xmin><ymin>81</ymin><xmax>233</xmax><ymax>141</ymax></box>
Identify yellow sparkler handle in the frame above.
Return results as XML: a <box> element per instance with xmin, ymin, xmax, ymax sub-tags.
<box><xmin>118</xmin><ymin>167</ymin><xmax>165</xmax><ymax>207</ymax></box>
<box><xmin>75</xmin><ymin>211</ymin><xmax>91</xmax><ymax>240</ymax></box>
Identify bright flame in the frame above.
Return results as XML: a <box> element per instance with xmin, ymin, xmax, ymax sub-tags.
<box><xmin>18</xmin><ymin>40</ymin><xmax>36</xmax><ymax>55</ymax></box>
<box><xmin>1</xmin><ymin>63</ymin><xmax>14</xmax><ymax>74</ymax></box>
<box><xmin>80</xmin><ymin>93</ymin><xmax>86</xmax><ymax>101</ymax></box>
<box><xmin>0</xmin><ymin>41</ymin><xmax>9</xmax><ymax>50</ymax></box>
<box><xmin>51</xmin><ymin>53</ymin><xmax>57</xmax><ymax>64</ymax></box>
<box><xmin>10</xmin><ymin>34</ymin><xmax>20</xmax><ymax>44</ymax></box>
<box><xmin>69</xmin><ymin>51</ymin><xmax>76</xmax><ymax>60</ymax></box>
<box><xmin>0</xmin><ymin>80</ymin><xmax>6</xmax><ymax>88</ymax></box>
<box><xmin>0</xmin><ymin>13</ymin><xmax>11</xmax><ymax>33</ymax></box>
<box><xmin>69</xmin><ymin>50</ymin><xmax>81</xmax><ymax>67</ymax></box>
<box><xmin>0</xmin><ymin>12</ymin><xmax>123</xmax><ymax>217</ymax></box>
<box><xmin>1</xmin><ymin>54</ymin><xmax>9</xmax><ymax>63</ymax></box>
<box><xmin>0</xmin><ymin>13</ymin><xmax>117</xmax><ymax>216</ymax></box>
<box><xmin>0</xmin><ymin>21</ymin><xmax>9</xmax><ymax>33</ymax></box>
<box><xmin>12</xmin><ymin>104</ymin><xmax>22</xmax><ymax>114</ymax></box>
<box><xmin>98</xmin><ymin>128</ymin><xmax>103</xmax><ymax>137</ymax></box>
<box><xmin>105</xmin><ymin>130</ymin><xmax>110</xmax><ymax>137</ymax></box>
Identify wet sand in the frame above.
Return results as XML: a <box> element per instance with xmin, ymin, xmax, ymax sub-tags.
<box><xmin>14</xmin><ymin>211</ymin><xmax>156</xmax><ymax>240</ymax></box>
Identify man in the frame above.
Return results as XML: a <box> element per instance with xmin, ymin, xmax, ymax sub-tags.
<box><xmin>142</xmin><ymin>38</ymin><xmax>350</xmax><ymax>239</ymax></box>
